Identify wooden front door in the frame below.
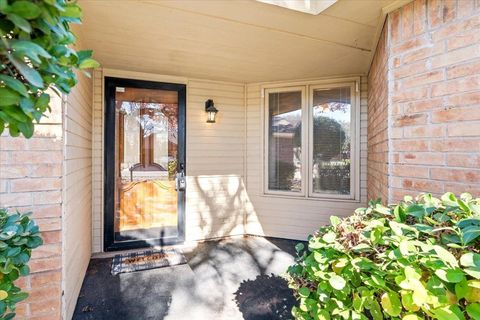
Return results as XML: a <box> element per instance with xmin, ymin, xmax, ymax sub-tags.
<box><xmin>104</xmin><ymin>77</ymin><xmax>186</xmax><ymax>251</ymax></box>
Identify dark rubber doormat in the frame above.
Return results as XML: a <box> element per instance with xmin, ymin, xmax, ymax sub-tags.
<box><xmin>111</xmin><ymin>249</ymin><xmax>187</xmax><ymax>275</ymax></box>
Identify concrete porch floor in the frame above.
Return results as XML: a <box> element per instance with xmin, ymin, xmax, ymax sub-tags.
<box><xmin>72</xmin><ymin>236</ymin><xmax>301</xmax><ymax>320</ymax></box>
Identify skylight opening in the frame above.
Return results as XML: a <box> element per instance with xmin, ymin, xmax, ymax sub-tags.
<box><xmin>256</xmin><ymin>0</ymin><xmax>338</xmax><ymax>15</ymax></box>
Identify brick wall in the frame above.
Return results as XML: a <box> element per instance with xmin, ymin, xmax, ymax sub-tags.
<box><xmin>367</xmin><ymin>23</ymin><xmax>389</xmax><ymax>203</ymax></box>
<box><xmin>0</xmin><ymin>93</ymin><xmax>64</xmax><ymax>319</ymax></box>
<box><xmin>386</xmin><ymin>0</ymin><xmax>480</xmax><ymax>201</ymax></box>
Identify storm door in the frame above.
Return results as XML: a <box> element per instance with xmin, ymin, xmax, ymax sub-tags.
<box><xmin>104</xmin><ymin>77</ymin><xmax>186</xmax><ymax>251</ymax></box>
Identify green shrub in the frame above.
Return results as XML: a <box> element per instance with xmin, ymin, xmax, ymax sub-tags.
<box><xmin>286</xmin><ymin>192</ymin><xmax>480</xmax><ymax>320</ymax></box>
<box><xmin>0</xmin><ymin>208</ymin><xmax>43</xmax><ymax>319</ymax></box>
<box><xmin>0</xmin><ymin>0</ymin><xmax>99</xmax><ymax>138</ymax></box>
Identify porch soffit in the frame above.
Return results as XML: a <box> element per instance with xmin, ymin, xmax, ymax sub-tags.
<box><xmin>79</xmin><ymin>0</ymin><xmax>403</xmax><ymax>83</ymax></box>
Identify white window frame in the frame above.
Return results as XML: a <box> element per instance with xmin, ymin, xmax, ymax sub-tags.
<box><xmin>262</xmin><ymin>77</ymin><xmax>360</xmax><ymax>201</ymax></box>
<box><xmin>263</xmin><ymin>86</ymin><xmax>307</xmax><ymax>197</ymax></box>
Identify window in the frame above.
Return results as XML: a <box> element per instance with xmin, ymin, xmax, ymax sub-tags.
<box><xmin>264</xmin><ymin>80</ymin><xmax>359</xmax><ymax>200</ymax></box>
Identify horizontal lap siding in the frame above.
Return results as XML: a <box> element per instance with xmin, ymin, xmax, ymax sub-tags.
<box><xmin>185</xmin><ymin>80</ymin><xmax>246</xmax><ymax>240</ymax></box>
<box><xmin>245</xmin><ymin>79</ymin><xmax>368</xmax><ymax>240</ymax></box>
<box><xmin>63</xmin><ymin>67</ymin><xmax>93</xmax><ymax>319</ymax></box>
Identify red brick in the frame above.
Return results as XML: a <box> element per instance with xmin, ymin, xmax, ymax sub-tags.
<box><xmin>447</xmin><ymin>153</ymin><xmax>480</xmax><ymax>168</ymax></box>
<box><xmin>394</xmin><ymin>113</ymin><xmax>428</xmax><ymax>127</ymax></box>
<box><xmin>431</xmin><ymin>167</ymin><xmax>480</xmax><ymax>183</ymax></box>
<box><xmin>40</xmin><ymin>230</ymin><xmax>61</xmax><ymax>244</ymax></box>
<box><xmin>36</xmin><ymin>218</ymin><xmax>62</xmax><ymax>233</ymax></box>
<box><xmin>27</xmin><ymin>138</ymin><xmax>62</xmax><ymax>151</ymax></box>
<box><xmin>457</xmin><ymin>0</ymin><xmax>475</xmax><ymax>18</ymax></box>
<box><xmin>447</xmin><ymin>91</ymin><xmax>480</xmax><ymax>106</ymax></box>
<box><xmin>404</xmin><ymin>98</ymin><xmax>444</xmax><ymax>113</ymax></box>
<box><xmin>30</xmin><ymin>164</ymin><xmax>62</xmax><ymax>178</ymax></box>
<box><xmin>0</xmin><ymin>136</ymin><xmax>27</xmax><ymax>150</ymax></box>
<box><xmin>447</xmin><ymin>59</ymin><xmax>480</xmax><ymax>79</ymax></box>
<box><xmin>402</xmin><ymin>70</ymin><xmax>444</xmax><ymax>88</ymax></box>
<box><xmin>432</xmin><ymin>106</ymin><xmax>480</xmax><ymax>123</ymax></box>
<box><xmin>392</xmin><ymin>35</ymin><xmax>430</xmax><ymax>55</ymax></box>
<box><xmin>392</xmin><ymin>87</ymin><xmax>428</xmax><ymax>103</ymax></box>
<box><xmin>392</xmin><ymin>139</ymin><xmax>429</xmax><ymax>151</ymax></box>
<box><xmin>447</xmin><ymin>30</ymin><xmax>480</xmax><ymax>51</ymax></box>
<box><xmin>30</xmin><ymin>298</ymin><xmax>60</xmax><ymax>315</ymax></box>
<box><xmin>448</xmin><ymin>121</ymin><xmax>480</xmax><ymax>136</ymax></box>
<box><xmin>413</xmin><ymin>0</ymin><xmax>427</xmax><ymax>35</ymax></box>
<box><xmin>393</xmin><ymin>60</ymin><xmax>429</xmax><ymax>78</ymax></box>
<box><xmin>32</xmin><ymin>191</ymin><xmax>62</xmax><ymax>205</ymax></box>
<box><xmin>30</xmin><ymin>271</ymin><xmax>61</xmax><ymax>288</ymax></box>
<box><xmin>431</xmin><ymin>45</ymin><xmax>480</xmax><ymax>69</ymax></box>
<box><xmin>0</xmin><ymin>192</ymin><xmax>32</xmax><ymax>207</ymax></box>
<box><xmin>402</xmin><ymin>42</ymin><xmax>444</xmax><ymax>64</ymax></box>
<box><xmin>31</xmin><ymin>243</ymin><xmax>61</xmax><ymax>261</ymax></box>
<box><xmin>391</xmin><ymin>164</ymin><xmax>430</xmax><ymax>178</ymax></box>
<box><xmin>403</xmin><ymin>125</ymin><xmax>445</xmax><ymax>137</ymax></box>
<box><xmin>431</xmin><ymin>75</ymin><xmax>480</xmax><ymax>97</ymax></box>
<box><xmin>428</xmin><ymin>0</ymin><xmax>443</xmax><ymax>28</ymax></box>
<box><xmin>402</xmin><ymin>2</ymin><xmax>415</xmax><ymax>40</ymax></box>
<box><xmin>400</xmin><ymin>152</ymin><xmax>445</xmax><ymax>165</ymax></box>
<box><xmin>431</xmin><ymin>138</ymin><xmax>480</xmax><ymax>151</ymax></box>
<box><xmin>391</xmin><ymin>10</ymin><xmax>402</xmax><ymax>45</ymax></box>
<box><xmin>28</xmin><ymin>285</ymin><xmax>62</xmax><ymax>303</ymax></box>
<box><xmin>10</xmin><ymin>151</ymin><xmax>63</xmax><ymax>164</ymax></box>
<box><xmin>432</xmin><ymin>14</ymin><xmax>480</xmax><ymax>41</ymax></box>
<box><xmin>401</xmin><ymin>177</ymin><xmax>445</xmax><ymax>193</ymax></box>
<box><xmin>443</xmin><ymin>0</ymin><xmax>456</xmax><ymax>22</ymax></box>
<box><xmin>445</xmin><ymin>182</ymin><xmax>480</xmax><ymax>196</ymax></box>
<box><xmin>0</xmin><ymin>165</ymin><xmax>30</xmax><ymax>179</ymax></box>
<box><xmin>31</xmin><ymin>205</ymin><xmax>62</xmax><ymax>219</ymax></box>
<box><xmin>10</xmin><ymin>178</ymin><xmax>62</xmax><ymax>193</ymax></box>
<box><xmin>29</xmin><ymin>257</ymin><xmax>61</xmax><ymax>273</ymax></box>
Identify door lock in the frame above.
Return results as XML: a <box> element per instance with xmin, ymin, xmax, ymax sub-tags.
<box><xmin>175</xmin><ymin>164</ymin><xmax>186</xmax><ymax>191</ymax></box>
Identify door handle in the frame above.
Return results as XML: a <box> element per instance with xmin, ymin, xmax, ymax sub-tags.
<box><xmin>175</xmin><ymin>164</ymin><xmax>186</xmax><ymax>191</ymax></box>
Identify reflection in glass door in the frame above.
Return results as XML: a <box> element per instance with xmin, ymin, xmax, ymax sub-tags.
<box><xmin>104</xmin><ymin>78</ymin><xmax>186</xmax><ymax>251</ymax></box>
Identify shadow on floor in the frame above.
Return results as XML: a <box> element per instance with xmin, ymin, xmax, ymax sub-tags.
<box><xmin>73</xmin><ymin>236</ymin><xmax>303</xmax><ymax>320</ymax></box>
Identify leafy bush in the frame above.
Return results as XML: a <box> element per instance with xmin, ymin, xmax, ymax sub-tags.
<box><xmin>287</xmin><ymin>192</ymin><xmax>480</xmax><ymax>320</ymax></box>
<box><xmin>0</xmin><ymin>0</ymin><xmax>99</xmax><ymax>138</ymax></box>
<box><xmin>0</xmin><ymin>208</ymin><xmax>42</xmax><ymax>319</ymax></box>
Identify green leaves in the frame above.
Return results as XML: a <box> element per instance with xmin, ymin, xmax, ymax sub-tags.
<box><xmin>286</xmin><ymin>192</ymin><xmax>480</xmax><ymax>320</ymax></box>
<box><xmin>10</xmin><ymin>1</ymin><xmax>41</xmax><ymax>19</ymax></box>
<box><xmin>0</xmin><ymin>208</ymin><xmax>42</xmax><ymax>318</ymax></box>
<box><xmin>381</xmin><ymin>292</ymin><xmax>402</xmax><ymax>317</ymax></box>
<box><xmin>0</xmin><ymin>88</ymin><xmax>20</xmax><ymax>106</ymax></box>
<box><xmin>328</xmin><ymin>274</ymin><xmax>346</xmax><ymax>290</ymax></box>
<box><xmin>0</xmin><ymin>0</ymin><xmax>99</xmax><ymax>138</ymax></box>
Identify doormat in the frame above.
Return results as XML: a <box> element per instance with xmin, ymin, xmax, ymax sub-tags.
<box><xmin>111</xmin><ymin>249</ymin><xmax>187</xmax><ymax>275</ymax></box>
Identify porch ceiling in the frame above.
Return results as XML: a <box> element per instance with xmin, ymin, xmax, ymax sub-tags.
<box><xmin>79</xmin><ymin>0</ymin><xmax>402</xmax><ymax>83</ymax></box>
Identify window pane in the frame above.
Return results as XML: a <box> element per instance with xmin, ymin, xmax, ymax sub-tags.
<box><xmin>268</xmin><ymin>91</ymin><xmax>302</xmax><ymax>192</ymax></box>
<box><xmin>312</xmin><ymin>87</ymin><xmax>351</xmax><ymax>195</ymax></box>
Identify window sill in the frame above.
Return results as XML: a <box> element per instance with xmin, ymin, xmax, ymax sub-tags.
<box><xmin>261</xmin><ymin>192</ymin><xmax>361</xmax><ymax>203</ymax></box>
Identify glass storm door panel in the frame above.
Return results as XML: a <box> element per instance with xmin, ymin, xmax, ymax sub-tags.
<box><xmin>104</xmin><ymin>78</ymin><xmax>186</xmax><ymax>251</ymax></box>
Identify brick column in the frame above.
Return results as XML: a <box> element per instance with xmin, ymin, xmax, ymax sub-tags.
<box><xmin>368</xmin><ymin>0</ymin><xmax>480</xmax><ymax>202</ymax></box>
<box><xmin>0</xmin><ymin>93</ymin><xmax>63</xmax><ymax>319</ymax></box>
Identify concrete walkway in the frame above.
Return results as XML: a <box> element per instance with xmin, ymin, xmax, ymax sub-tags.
<box><xmin>73</xmin><ymin>236</ymin><xmax>300</xmax><ymax>320</ymax></box>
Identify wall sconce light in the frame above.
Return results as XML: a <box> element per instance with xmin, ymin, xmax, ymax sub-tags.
<box><xmin>205</xmin><ymin>99</ymin><xmax>219</xmax><ymax>123</ymax></box>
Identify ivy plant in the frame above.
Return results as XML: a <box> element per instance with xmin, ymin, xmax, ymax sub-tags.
<box><xmin>0</xmin><ymin>209</ymin><xmax>43</xmax><ymax>319</ymax></box>
<box><xmin>287</xmin><ymin>192</ymin><xmax>480</xmax><ymax>320</ymax></box>
<box><xmin>0</xmin><ymin>0</ymin><xmax>99</xmax><ymax>138</ymax></box>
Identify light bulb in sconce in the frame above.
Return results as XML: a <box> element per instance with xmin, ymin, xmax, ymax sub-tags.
<box><xmin>205</xmin><ymin>99</ymin><xmax>219</xmax><ymax>123</ymax></box>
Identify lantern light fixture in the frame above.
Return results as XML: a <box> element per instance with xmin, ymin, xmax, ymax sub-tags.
<box><xmin>205</xmin><ymin>99</ymin><xmax>219</xmax><ymax>123</ymax></box>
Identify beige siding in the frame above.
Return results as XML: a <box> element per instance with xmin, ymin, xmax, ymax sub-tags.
<box><xmin>63</xmin><ymin>65</ymin><xmax>93</xmax><ymax>319</ymax></box>
<box><xmin>91</xmin><ymin>69</ymin><xmax>103</xmax><ymax>253</ymax></box>
<box><xmin>91</xmin><ymin>70</ymin><xmax>246</xmax><ymax>251</ymax></box>
<box><xmin>245</xmin><ymin>77</ymin><xmax>368</xmax><ymax>240</ymax></box>
<box><xmin>185</xmin><ymin>80</ymin><xmax>246</xmax><ymax>240</ymax></box>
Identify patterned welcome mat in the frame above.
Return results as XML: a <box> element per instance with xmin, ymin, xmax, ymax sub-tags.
<box><xmin>111</xmin><ymin>249</ymin><xmax>187</xmax><ymax>275</ymax></box>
